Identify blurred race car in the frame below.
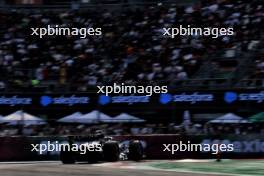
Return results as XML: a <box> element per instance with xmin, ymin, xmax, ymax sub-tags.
<box><xmin>60</xmin><ymin>131</ymin><xmax>144</xmax><ymax>164</ymax></box>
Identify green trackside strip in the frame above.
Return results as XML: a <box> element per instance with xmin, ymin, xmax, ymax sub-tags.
<box><xmin>148</xmin><ymin>160</ymin><xmax>264</xmax><ymax>176</ymax></box>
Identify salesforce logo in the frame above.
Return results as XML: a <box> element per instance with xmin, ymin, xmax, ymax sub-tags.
<box><xmin>224</xmin><ymin>91</ymin><xmax>264</xmax><ymax>104</ymax></box>
<box><xmin>224</xmin><ymin>92</ymin><xmax>238</xmax><ymax>104</ymax></box>
<box><xmin>0</xmin><ymin>96</ymin><xmax>32</xmax><ymax>106</ymax></box>
<box><xmin>160</xmin><ymin>93</ymin><xmax>172</xmax><ymax>104</ymax></box>
<box><xmin>160</xmin><ymin>92</ymin><xmax>214</xmax><ymax>104</ymax></box>
<box><xmin>98</xmin><ymin>95</ymin><xmax>150</xmax><ymax>105</ymax></box>
<box><xmin>239</xmin><ymin>91</ymin><xmax>264</xmax><ymax>103</ymax></box>
<box><xmin>40</xmin><ymin>96</ymin><xmax>53</xmax><ymax>106</ymax></box>
<box><xmin>111</xmin><ymin>96</ymin><xmax>150</xmax><ymax>105</ymax></box>
<box><xmin>40</xmin><ymin>95</ymin><xmax>89</xmax><ymax>106</ymax></box>
<box><xmin>98</xmin><ymin>95</ymin><xmax>111</xmax><ymax>105</ymax></box>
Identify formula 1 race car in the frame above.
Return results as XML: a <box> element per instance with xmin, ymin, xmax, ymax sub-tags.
<box><xmin>60</xmin><ymin>131</ymin><xmax>144</xmax><ymax>164</ymax></box>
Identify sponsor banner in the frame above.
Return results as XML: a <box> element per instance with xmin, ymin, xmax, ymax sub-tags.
<box><xmin>224</xmin><ymin>91</ymin><xmax>264</xmax><ymax>104</ymax></box>
<box><xmin>0</xmin><ymin>96</ymin><xmax>32</xmax><ymax>106</ymax></box>
<box><xmin>98</xmin><ymin>95</ymin><xmax>150</xmax><ymax>105</ymax></box>
<box><xmin>159</xmin><ymin>92</ymin><xmax>214</xmax><ymax>105</ymax></box>
<box><xmin>0</xmin><ymin>89</ymin><xmax>263</xmax><ymax>111</ymax></box>
<box><xmin>40</xmin><ymin>95</ymin><xmax>90</xmax><ymax>107</ymax></box>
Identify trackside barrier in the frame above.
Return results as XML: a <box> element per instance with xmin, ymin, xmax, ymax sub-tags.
<box><xmin>0</xmin><ymin>135</ymin><xmax>263</xmax><ymax>161</ymax></box>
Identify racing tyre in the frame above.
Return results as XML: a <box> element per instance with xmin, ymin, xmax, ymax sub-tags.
<box><xmin>86</xmin><ymin>150</ymin><xmax>102</xmax><ymax>163</ymax></box>
<box><xmin>103</xmin><ymin>141</ymin><xmax>120</xmax><ymax>162</ymax></box>
<box><xmin>60</xmin><ymin>150</ymin><xmax>75</xmax><ymax>164</ymax></box>
<box><xmin>128</xmin><ymin>140</ymin><xmax>143</xmax><ymax>161</ymax></box>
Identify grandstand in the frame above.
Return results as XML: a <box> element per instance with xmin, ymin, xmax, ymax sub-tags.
<box><xmin>0</xmin><ymin>0</ymin><xmax>263</xmax><ymax>93</ymax></box>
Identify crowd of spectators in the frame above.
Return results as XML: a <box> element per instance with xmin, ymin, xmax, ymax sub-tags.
<box><xmin>0</xmin><ymin>0</ymin><xmax>263</xmax><ymax>92</ymax></box>
<box><xmin>239</xmin><ymin>46</ymin><xmax>264</xmax><ymax>87</ymax></box>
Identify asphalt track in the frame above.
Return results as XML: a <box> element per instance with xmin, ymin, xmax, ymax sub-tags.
<box><xmin>0</xmin><ymin>161</ymin><xmax>226</xmax><ymax>176</ymax></box>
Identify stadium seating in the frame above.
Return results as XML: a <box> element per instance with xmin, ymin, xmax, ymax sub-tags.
<box><xmin>0</xmin><ymin>0</ymin><xmax>263</xmax><ymax>92</ymax></box>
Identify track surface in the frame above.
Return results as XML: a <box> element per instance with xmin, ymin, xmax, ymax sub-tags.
<box><xmin>0</xmin><ymin>161</ymin><xmax>226</xmax><ymax>176</ymax></box>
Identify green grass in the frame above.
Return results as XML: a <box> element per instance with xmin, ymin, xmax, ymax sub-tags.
<box><xmin>149</xmin><ymin>160</ymin><xmax>264</xmax><ymax>176</ymax></box>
